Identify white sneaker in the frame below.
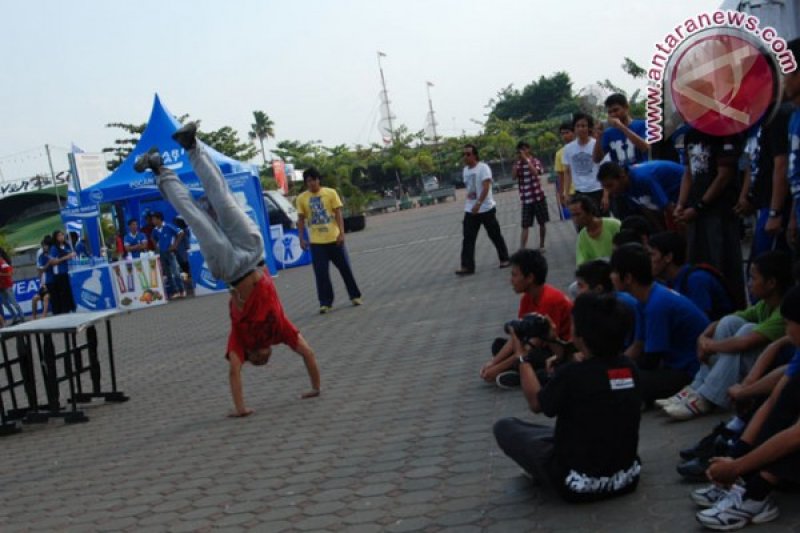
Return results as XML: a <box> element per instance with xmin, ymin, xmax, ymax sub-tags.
<box><xmin>655</xmin><ymin>385</ymin><xmax>694</xmax><ymax>408</ymax></box>
<box><xmin>664</xmin><ymin>391</ymin><xmax>712</xmax><ymax>421</ymax></box>
<box><xmin>692</xmin><ymin>484</ymin><xmax>729</xmax><ymax>508</ymax></box>
<box><xmin>696</xmin><ymin>484</ymin><xmax>778</xmax><ymax>530</ymax></box>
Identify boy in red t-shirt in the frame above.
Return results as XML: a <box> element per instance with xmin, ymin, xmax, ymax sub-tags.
<box><xmin>135</xmin><ymin>123</ymin><xmax>321</xmax><ymax>417</ymax></box>
<box><xmin>480</xmin><ymin>249</ymin><xmax>572</xmax><ymax>387</ymax></box>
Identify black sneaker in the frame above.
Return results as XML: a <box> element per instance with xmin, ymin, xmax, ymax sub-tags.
<box><xmin>676</xmin><ymin>457</ymin><xmax>710</xmax><ymax>481</ymax></box>
<box><xmin>133</xmin><ymin>147</ymin><xmax>162</xmax><ymax>173</ymax></box>
<box><xmin>172</xmin><ymin>122</ymin><xmax>198</xmax><ymax>150</ymax></box>
<box><xmin>680</xmin><ymin>422</ymin><xmax>734</xmax><ymax>460</ymax></box>
<box><xmin>496</xmin><ymin>371</ymin><xmax>521</xmax><ymax>389</ymax></box>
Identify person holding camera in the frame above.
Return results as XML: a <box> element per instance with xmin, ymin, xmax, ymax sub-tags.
<box><xmin>493</xmin><ymin>292</ymin><xmax>642</xmax><ymax>502</ymax></box>
<box><xmin>480</xmin><ymin>249</ymin><xmax>572</xmax><ymax>387</ymax></box>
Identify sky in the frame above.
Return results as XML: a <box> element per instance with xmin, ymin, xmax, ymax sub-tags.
<box><xmin>0</xmin><ymin>0</ymin><xmax>723</xmax><ymax>181</ymax></box>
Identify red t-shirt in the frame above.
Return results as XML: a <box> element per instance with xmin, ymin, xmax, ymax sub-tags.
<box><xmin>0</xmin><ymin>259</ymin><xmax>13</xmax><ymax>290</ymax></box>
<box><xmin>226</xmin><ymin>273</ymin><xmax>299</xmax><ymax>362</ymax></box>
<box><xmin>518</xmin><ymin>284</ymin><xmax>573</xmax><ymax>341</ymax></box>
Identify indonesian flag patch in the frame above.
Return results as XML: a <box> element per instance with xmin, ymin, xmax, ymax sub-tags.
<box><xmin>608</xmin><ymin>368</ymin><xmax>635</xmax><ymax>390</ymax></box>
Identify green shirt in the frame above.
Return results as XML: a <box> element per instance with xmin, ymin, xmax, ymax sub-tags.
<box><xmin>576</xmin><ymin>218</ymin><xmax>621</xmax><ymax>266</ymax></box>
<box><xmin>734</xmin><ymin>300</ymin><xmax>785</xmax><ymax>341</ymax></box>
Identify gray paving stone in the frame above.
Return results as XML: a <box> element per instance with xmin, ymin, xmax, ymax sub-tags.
<box><xmin>293</xmin><ymin>514</ymin><xmax>343</xmax><ymax>531</ymax></box>
<box><xmin>384</xmin><ymin>516</ymin><xmax>434</xmax><ymax>532</ymax></box>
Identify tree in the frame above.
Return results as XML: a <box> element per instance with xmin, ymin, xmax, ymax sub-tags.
<box><xmin>249</xmin><ymin>110</ymin><xmax>275</xmax><ymax>166</ymax></box>
<box><xmin>198</xmin><ymin>126</ymin><xmax>259</xmax><ymax>161</ymax></box>
<box><xmin>103</xmin><ymin>121</ymin><xmax>147</xmax><ymax>171</ymax></box>
<box><xmin>488</xmin><ymin>72</ymin><xmax>575</xmax><ymax>124</ymax></box>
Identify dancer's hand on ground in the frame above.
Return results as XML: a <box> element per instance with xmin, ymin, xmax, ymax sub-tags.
<box><xmin>228</xmin><ymin>408</ymin><xmax>254</xmax><ymax>418</ymax></box>
<box><xmin>301</xmin><ymin>389</ymin><xmax>320</xmax><ymax>399</ymax></box>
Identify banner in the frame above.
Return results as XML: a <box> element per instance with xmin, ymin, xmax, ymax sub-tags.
<box><xmin>272</xmin><ymin>159</ymin><xmax>288</xmax><ymax>194</ymax></box>
<box><xmin>69</xmin><ymin>264</ymin><xmax>119</xmax><ymax>313</ymax></box>
<box><xmin>73</xmin><ymin>153</ymin><xmax>110</xmax><ymax>190</ymax></box>
<box><xmin>109</xmin><ymin>256</ymin><xmax>167</xmax><ymax>310</ymax></box>
<box><xmin>61</xmin><ymin>204</ymin><xmax>102</xmax><ymax>258</ymax></box>
<box><xmin>2</xmin><ymin>277</ymin><xmax>42</xmax><ymax>319</ymax></box>
<box><xmin>272</xmin><ymin>228</ymin><xmax>311</xmax><ymax>269</ymax></box>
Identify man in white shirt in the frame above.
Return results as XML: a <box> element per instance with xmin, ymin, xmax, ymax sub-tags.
<box><xmin>562</xmin><ymin>113</ymin><xmax>608</xmax><ymax>217</ymax></box>
<box><xmin>455</xmin><ymin>144</ymin><xmax>510</xmax><ymax>275</ymax></box>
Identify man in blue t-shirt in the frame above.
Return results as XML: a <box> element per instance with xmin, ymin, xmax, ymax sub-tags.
<box><xmin>648</xmin><ymin>231</ymin><xmax>733</xmax><ymax>321</ymax></box>
<box><xmin>593</xmin><ymin>93</ymin><xmax>649</xmax><ymax>168</ymax></box>
<box><xmin>610</xmin><ymin>243</ymin><xmax>709</xmax><ymax>406</ymax></box>
<box><xmin>123</xmin><ymin>219</ymin><xmax>149</xmax><ymax>259</ymax></box>
<box><xmin>598</xmin><ymin>160</ymin><xmax>683</xmax><ymax>231</ymax></box>
<box><xmin>151</xmin><ymin>211</ymin><xmax>185</xmax><ymax>299</ymax></box>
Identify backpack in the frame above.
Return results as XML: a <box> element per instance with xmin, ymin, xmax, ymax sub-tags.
<box><xmin>678</xmin><ymin>263</ymin><xmax>735</xmax><ymax>321</ymax></box>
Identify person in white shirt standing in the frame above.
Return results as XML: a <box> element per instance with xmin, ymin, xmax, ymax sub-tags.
<box><xmin>562</xmin><ymin>113</ymin><xmax>608</xmax><ymax>223</ymax></box>
<box><xmin>455</xmin><ymin>144</ymin><xmax>510</xmax><ymax>276</ymax></box>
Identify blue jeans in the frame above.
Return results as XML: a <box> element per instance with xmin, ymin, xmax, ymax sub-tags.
<box><xmin>0</xmin><ymin>287</ymin><xmax>24</xmax><ymax>321</ymax></box>
<box><xmin>160</xmin><ymin>251</ymin><xmax>184</xmax><ymax>297</ymax></box>
<box><xmin>310</xmin><ymin>243</ymin><xmax>361</xmax><ymax>307</ymax></box>
<box><xmin>690</xmin><ymin>315</ymin><xmax>762</xmax><ymax>408</ymax></box>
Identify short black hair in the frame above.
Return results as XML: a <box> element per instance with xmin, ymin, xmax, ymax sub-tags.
<box><xmin>597</xmin><ymin>161</ymin><xmax>625</xmax><ymax>182</ymax></box>
<box><xmin>572</xmin><ymin>112</ymin><xmax>594</xmax><ymax>129</ymax></box>
<box><xmin>516</xmin><ymin>141</ymin><xmax>530</xmax><ymax>151</ymax></box>
<box><xmin>781</xmin><ymin>285</ymin><xmax>800</xmax><ymax>323</ymax></box>
<box><xmin>573</xmin><ymin>292</ymin><xmax>633</xmax><ymax>358</ymax></box>
<box><xmin>127</xmin><ymin>218</ymin><xmax>138</xmax><ymax>226</ymax></box>
<box><xmin>464</xmin><ymin>143</ymin><xmax>480</xmax><ymax>160</ymax></box>
<box><xmin>610</xmin><ymin>243</ymin><xmax>653</xmax><ymax>285</ymax></box>
<box><xmin>575</xmin><ymin>260</ymin><xmax>613</xmax><ymax>292</ymax></box>
<box><xmin>559</xmin><ymin>121</ymin><xmax>573</xmax><ymax>132</ymax></box>
<box><xmin>568</xmin><ymin>194</ymin><xmax>599</xmax><ymax>216</ymax></box>
<box><xmin>510</xmin><ymin>248</ymin><xmax>548</xmax><ymax>285</ymax></box>
<box><xmin>41</xmin><ymin>235</ymin><xmax>52</xmax><ymax>247</ymax></box>
<box><xmin>303</xmin><ymin>167</ymin><xmax>322</xmax><ymax>181</ymax></box>
<box><xmin>621</xmin><ymin>215</ymin><xmax>652</xmax><ymax>240</ymax></box>
<box><xmin>151</xmin><ymin>211</ymin><xmax>164</xmax><ymax>221</ymax></box>
<box><xmin>648</xmin><ymin>231</ymin><xmax>686</xmax><ymax>265</ymax></box>
<box><xmin>613</xmin><ymin>229</ymin><xmax>644</xmax><ymax>248</ymax></box>
<box><xmin>605</xmin><ymin>93</ymin><xmax>629</xmax><ymax>108</ymax></box>
<box><xmin>752</xmin><ymin>250</ymin><xmax>793</xmax><ymax>294</ymax></box>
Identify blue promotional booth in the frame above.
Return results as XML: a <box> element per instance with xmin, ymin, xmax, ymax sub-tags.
<box><xmin>71</xmin><ymin>94</ymin><xmax>277</xmax><ymax>308</ymax></box>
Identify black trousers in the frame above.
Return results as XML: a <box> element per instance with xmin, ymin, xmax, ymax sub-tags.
<box><xmin>493</xmin><ymin>418</ymin><xmax>556</xmax><ymax>485</ymax></box>
<box><xmin>460</xmin><ymin>208</ymin><xmax>509</xmax><ymax>272</ymax></box>
<box><xmin>50</xmin><ymin>273</ymin><xmax>76</xmax><ymax>315</ymax></box>
<box><xmin>638</xmin><ymin>366</ymin><xmax>692</xmax><ymax>406</ymax></box>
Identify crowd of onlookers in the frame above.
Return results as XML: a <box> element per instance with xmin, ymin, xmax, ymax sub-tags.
<box><xmin>483</xmin><ymin>37</ymin><xmax>800</xmax><ymax>530</ymax></box>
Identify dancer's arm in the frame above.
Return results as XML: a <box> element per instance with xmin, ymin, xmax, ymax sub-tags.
<box><xmin>334</xmin><ymin>207</ymin><xmax>345</xmax><ymax>245</ymax></box>
<box><xmin>227</xmin><ymin>353</ymin><xmax>253</xmax><ymax>417</ymax></box>
<box><xmin>293</xmin><ymin>334</ymin><xmax>321</xmax><ymax>398</ymax></box>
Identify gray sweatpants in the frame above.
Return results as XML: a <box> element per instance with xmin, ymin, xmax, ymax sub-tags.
<box><xmin>156</xmin><ymin>144</ymin><xmax>264</xmax><ymax>284</ymax></box>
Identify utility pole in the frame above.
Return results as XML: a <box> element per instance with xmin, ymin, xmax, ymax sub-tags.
<box><xmin>377</xmin><ymin>51</ymin><xmax>395</xmax><ymax>143</ymax></box>
<box><xmin>45</xmin><ymin>144</ymin><xmax>63</xmax><ymax>211</ymax></box>
<box><xmin>426</xmin><ymin>81</ymin><xmax>439</xmax><ymax>144</ymax></box>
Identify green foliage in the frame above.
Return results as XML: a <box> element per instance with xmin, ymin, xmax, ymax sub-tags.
<box><xmin>103</xmin><ymin>121</ymin><xmax>147</xmax><ymax>171</ymax></box>
<box><xmin>489</xmin><ymin>72</ymin><xmax>574</xmax><ymax>124</ymax></box>
<box><xmin>0</xmin><ymin>230</ymin><xmax>13</xmax><ymax>254</ymax></box>
<box><xmin>622</xmin><ymin>57</ymin><xmax>646</xmax><ymax>79</ymax></box>
<box><xmin>249</xmin><ymin>110</ymin><xmax>275</xmax><ymax>165</ymax></box>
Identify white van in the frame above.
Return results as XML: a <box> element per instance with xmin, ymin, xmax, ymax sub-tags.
<box><xmin>263</xmin><ymin>190</ymin><xmax>299</xmax><ymax>229</ymax></box>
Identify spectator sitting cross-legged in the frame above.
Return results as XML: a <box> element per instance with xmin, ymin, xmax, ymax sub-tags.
<box><xmin>480</xmin><ymin>249</ymin><xmax>572</xmax><ymax>388</ymax></box>
<box><xmin>662</xmin><ymin>251</ymin><xmax>793</xmax><ymax>421</ymax></box>
<box><xmin>610</xmin><ymin>243</ymin><xmax>710</xmax><ymax>407</ymax></box>
<box><xmin>493</xmin><ymin>292</ymin><xmax>641</xmax><ymax>502</ymax></box>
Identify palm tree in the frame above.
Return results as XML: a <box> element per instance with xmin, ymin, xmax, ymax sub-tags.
<box><xmin>248</xmin><ymin>110</ymin><xmax>275</xmax><ymax>166</ymax></box>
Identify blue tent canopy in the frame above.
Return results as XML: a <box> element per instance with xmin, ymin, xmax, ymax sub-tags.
<box><xmin>81</xmin><ymin>94</ymin><xmax>257</xmax><ymax>204</ymax></box>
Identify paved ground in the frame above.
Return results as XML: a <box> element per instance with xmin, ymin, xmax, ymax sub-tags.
<box><xmin>2</xmin><ymin>184</ymin><xmax>798</xmax><ymax>532</ymax></box>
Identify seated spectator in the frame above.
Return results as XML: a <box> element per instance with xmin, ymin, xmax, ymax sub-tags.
<box><xmin>691</xmin><ymin>285</ymin><xmax>800</xmax><ymax>531</ymax></box>
<box><xmin>575</xmin><ymin>259</ymin><xmax>638</xmax><ymax>346</ymax></box>
<box><xmin>611</xmin><ymin>243</ymin><xmax>709</xmax><ymax>406</ymax></box>
<box><xmin>598</xmin><ymin>160</ymin><xmax>683</xmax><ymax>231</ymax></box>
<box><xmin>613</xmin><ymin>229</ymin><xmax>646</xmax><ymax>249</ymax></box>
<box><xmin>677</xmin><ymin>336</ymin><xmax>795</xmax><ymax>481</ymax></box>
<box><xmin>620</xmin><ymin>215</ymin><xmax>653</xmax><ymax>247</ymax></box>
<box><xmin>568</xmin><ymin>195</ymin><xmax>620</xmax><ymax>265</ymax></box>
<box><xmin>480</xmin><ymin>249</ymin><xmax>572</xmax><ymax>387</ymax></box>
<box><xmin>648</xmin><ymin>231</ymin><xmax>735</xmax><ymax>320</ymax></box>
<box><xmin>662</xmin><ymin>251</ymin><xmax>792</xmax><ymax>420</ymax></box>
<box><xmin>493</xmin><ymin>292</ymin><xmax>641</xmax><ymax>502</ymax></box>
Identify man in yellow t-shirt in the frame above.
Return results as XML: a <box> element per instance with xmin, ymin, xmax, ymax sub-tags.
<box><xmin>554</xmin><ymin>121</ymin><xmax>576</xmax><ymax>203</ymax></box>
<box><xmin>296</xmin><ymin>167</ymin><xmax>363</xmax><ymax>314</ymax></box>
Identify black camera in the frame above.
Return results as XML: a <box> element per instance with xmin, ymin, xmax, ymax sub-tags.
<box><xmin>504</xmin><ymin>313</ymin><xmax>552</xmax><ymax>344</ymax></box>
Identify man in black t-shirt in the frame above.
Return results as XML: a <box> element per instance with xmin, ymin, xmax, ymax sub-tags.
<box><xmin>493</xmin><ymin>292</ymin><xmax>642</xmax><ymax>502</ymax></box>
<box><xmin>674</xmin><ymin>129</ymin><xmax>745</xmax><ymax>308</ymax></box>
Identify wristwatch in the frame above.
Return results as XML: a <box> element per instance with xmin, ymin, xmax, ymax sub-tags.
<box><xmin>518</xmin><ymin>355</ymin><xmax>529</xmax><ymax>365</ymax></box>
<box><xmin>768</xmin><ymin>209</ymin><xmax>781</xmax><ymax>218</ymax></box>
